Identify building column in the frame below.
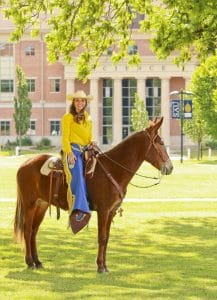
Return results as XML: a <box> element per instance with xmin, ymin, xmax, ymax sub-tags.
<box><xmin>161</xmin><ymin>77</ymin><xmax>171</xmax><ymax>146</ymax></box>
<box><xmin>89</xmin><ymin>78</ymin><xmax>99</xmax><ymax>142</ymax></box>
<box><xmin>137</xmin><ymin>78</ymin><xmax>146</xmax><ymax>102</ymax></box>
<box><xmin>113</xmin><ymin>78</ymin><xmax>122</xmax><ymax>145</ymax></box>
<box><xmin>65</xmin><ymin>78</ymin><xmax>75</xmax><ymax>112</ymax></box>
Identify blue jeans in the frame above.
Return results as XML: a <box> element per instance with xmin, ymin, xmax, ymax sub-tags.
<box><xmin>68</xmin><ymin>144</ymin><xmax>90</xmax><ymax>214</ymax></box>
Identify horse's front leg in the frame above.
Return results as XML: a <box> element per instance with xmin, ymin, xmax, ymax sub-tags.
<box><xmin>96</xmin><ymin>210</ymin><xmax>109</xmax><ymax>273</ymax></box>
<box><xmin>102</xmin><ymin>210</ymin><xmax>116</xmax><ymax>273</ymax></box>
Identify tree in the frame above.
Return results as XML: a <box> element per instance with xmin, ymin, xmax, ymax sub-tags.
<box><xmin>183</xmin><ymin>115</ymin><xmax>206</xmax><ymax>160</ymax></box>
<box><xmin>183</xmin><ymin>54</ymin><xmax>217</xmax><ymax>159</ymax></box>
<box><xmin>131</xmin><ymin>93</ymin><xmax>148</xmax><ymax>132</ymax></box>
<box><xmin>190</xmin><ymin>55</ymin><xmax>217</xmax><ymax>140</ymax></box>
<box><xmin>2</xmin><ymin>0</ymin><xmax>217</xmax><ymax>80</ymax></box>
<box><xmin>141</xmin><ymin>0</ymin><xmax>217</xmax><ymax>68</ymax></box>
<box><xmin>13</xmin><ymin>65</ymin><xmax>32</xmax><ymax>149</ymax></box>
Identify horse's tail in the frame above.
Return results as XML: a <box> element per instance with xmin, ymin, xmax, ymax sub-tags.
<box><xmin>14</xmin><ymin>180</ymin><xmax>24</xmax><ymax>243</ymax></box>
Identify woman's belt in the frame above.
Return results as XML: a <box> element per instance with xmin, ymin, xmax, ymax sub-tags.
<box><xmin>70</xmin><ymin>143</ymin><xmax>88</xmax><ymax>153</ymax></box>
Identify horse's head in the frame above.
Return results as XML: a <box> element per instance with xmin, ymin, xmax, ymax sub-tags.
<box><xmin>143</xmin><ymin>117</ymin><xmax>173</xmax><ymax>175</ymax></box>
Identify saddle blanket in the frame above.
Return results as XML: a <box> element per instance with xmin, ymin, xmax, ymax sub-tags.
<box><xmin>40</xmin><ymin>157</ymin><xmax>60</xmax><ymax>176</ymax></box>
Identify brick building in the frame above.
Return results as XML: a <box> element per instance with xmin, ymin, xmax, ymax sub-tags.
<box><xmin>0</xmin><ymin>14</ymin><xmax>197</xmax><ymax>149</ymax></box>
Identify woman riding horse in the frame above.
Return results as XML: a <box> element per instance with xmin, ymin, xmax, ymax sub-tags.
<box><xmin>14</xmin><ymin>117</ymin><xmax>173</xmax><ymax>272</ymax></box>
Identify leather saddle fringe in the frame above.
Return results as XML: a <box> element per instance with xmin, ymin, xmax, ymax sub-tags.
<box><xmin>47</xmin><ymin>158</ymin><xmax>64</xmax><ymax>220</ymax></box>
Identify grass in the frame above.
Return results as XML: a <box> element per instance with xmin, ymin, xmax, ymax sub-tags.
<box><xmin>0</xmin><ymin>153</ymin><xmax>217</xmax><ymax>299</ymax></box>
<box><xmin>0</xmin><ymin>153</ymin><xmax>57</xmax><ymax>198</ymax></box>
<box><xmin>1</xmin><ymin>201</ymin><xmax>217</xmax><ymax>299</ymax></box>
<box><xmin>0</xmin><ymin>154</ymin><xmax>217</xmax><ymax>199</ymax></box>
<box><xmin>127</xmin><ymin>159</ymin><xmax>217</xmax><ymax>199</ymax></box>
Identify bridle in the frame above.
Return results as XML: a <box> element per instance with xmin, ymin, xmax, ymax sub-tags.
<box><xmin>144</xmin><ymin>129</ymin><xmax>169</xmax><ymax>163</ymax></box>
<box><xmin>95</xmin><ymin>129</ymin><xmax>167</xmax><ymax>189</ymax></box>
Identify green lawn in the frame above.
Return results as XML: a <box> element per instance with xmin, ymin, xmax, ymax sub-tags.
<box><xmin>126</xmin><ymin>159</ymin><xmax>217</xmax><ymax>199</ymax></box>
<box><xmin>0</xmin><ymin>153</ymin><xmax>217</xmax><ymax>299</ymax></box>
<box><xmin>0</xmin><ymin>154</ymin><xmax>217</xmax><ymax>199</ymax></box>
<box><xmin>1</xmin><ymin>201</ymin><xmax>217</xmax><ymax>299</ymax></box>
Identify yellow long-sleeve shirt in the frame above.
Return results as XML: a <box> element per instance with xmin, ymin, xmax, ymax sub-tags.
<box><xmin>61</xmin><ymin>112</ymin><xmax>93</xmax><ymax>154</ymax></box>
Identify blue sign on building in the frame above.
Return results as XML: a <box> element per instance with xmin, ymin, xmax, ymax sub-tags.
<box><xmin>171</xmin><ymin>100</ymin><xmax>192</xmax><ymax>119</ymax></box>
<box><xmin>171</xmin><ymin>100</ymin><xmax>180</xmax><ymax>119</ymax></box>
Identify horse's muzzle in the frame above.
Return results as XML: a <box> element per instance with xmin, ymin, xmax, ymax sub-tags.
<box><xmin>161</xmin><ymin>159</ymin><xmax>173</xmax><ymax>175</ymax></box>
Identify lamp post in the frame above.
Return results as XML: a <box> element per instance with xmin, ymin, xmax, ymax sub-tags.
<box><xmin>170</xmin><ymin>90</ymin><xmax>193</xmax><ymax>163</ymax></box>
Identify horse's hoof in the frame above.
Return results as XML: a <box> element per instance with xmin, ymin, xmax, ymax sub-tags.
<box><xmin>35</xmin><ymin>262</ymin><xmax>43</xmax><ymax>269</ymax></box>
<box><xmin>27</xmin><ymin>264</ymin><xmax>35</xmax><ymax>270</ymax></box>
<box><xmin>97</xmin><ymin>267</ymin><xmax>109</xmax><ymax>273</ymax></box>
<box><xmin>97</xmin><ymin>268</ymin><xmax>105</xmax><ymax>273</ymax></box>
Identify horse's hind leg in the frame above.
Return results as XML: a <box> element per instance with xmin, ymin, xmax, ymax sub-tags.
<box><xmin>31</xmin><ymin>202</ymin><xmax>48</xmax><ymax>268</ymax></box>
<box><xmin>23</xmin><ymin>208</ymin><xmax>35</xmax><ymax>268</ymax></box>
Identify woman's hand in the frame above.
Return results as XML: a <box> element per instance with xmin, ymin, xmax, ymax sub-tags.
<box><xmin>90</xmin><ymin>140</ymin><xmax>97</xmax><ymax>147</ymax></box>
<box><xmin>67</xmin><ymin>152</ymin><xmax>76</xmax><ymax>166</ymax></box>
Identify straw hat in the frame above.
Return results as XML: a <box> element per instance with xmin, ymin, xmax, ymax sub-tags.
<box><xmin>66</xmin><ymin>90</ymin><xmax>93</xmax><ymax>101</ymax></box>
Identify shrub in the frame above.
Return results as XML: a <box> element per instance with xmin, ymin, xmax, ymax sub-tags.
<box><xmin>20</xmin><ymin>136</ymin><xmax>33</xmax><ymax>146</ymax></box>
<box><xmin>205</xmin><ymin>140</ymin><xmax>217</xmax><ymax>150</ymax></box>
<box><xmin>36</xmin><ymin>138</ymin><xmax>52</xmax><ymax>149</ymax></box>
<box><xmin>3</xmin><ymin>140</ymin><xmax>16</xmax><ymax>150</ymax></box>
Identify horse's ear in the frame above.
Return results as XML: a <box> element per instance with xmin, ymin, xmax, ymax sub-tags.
<box><xmin>148</xmin><ymin>120</ymin><xmax>155</xmax><ymax>127</ymax></box>
<box><xmin>153</xmin><ymin>117</ymin><xmax>164</xmax><ymax>131</ymax></box>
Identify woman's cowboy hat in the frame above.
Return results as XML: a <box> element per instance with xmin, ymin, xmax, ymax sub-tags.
<box><xmin>66</xmin><ymin>90</ymin><xmax>93</xmax><ymax>101</ymax></box>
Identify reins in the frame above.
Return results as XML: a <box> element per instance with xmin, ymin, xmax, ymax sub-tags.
<box><xmin>129</xmin><ymin>171</ymin><xmax>162</xmax><ymax>189</ymax></box>
<box><xmin>94</xmin><ymin>140</ymin><xmax>162</xmax><ymax>190</ymax></box>
<box><xmin>97</xmin><ymin>147</ymin><xmax>159</xmax><ymax>180</ymax></box>
<box><xmin>97</xmin><ymin>158</ymin><xmax>124</xmax><ymax>198</ymax></box>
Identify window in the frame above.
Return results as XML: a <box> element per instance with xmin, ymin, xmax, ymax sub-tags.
<box><xmin>50</xmin><ymin>120</ymin><xmax>60</xmax><ymax>136</ymax></box>
<box><xmin>0</xmin><ymin>121</ymin><xmax>10</xmax><ymax>135</ymax></box>
<box><xmin>0</xmin><ymin>43</ymin><xmax>13</xmax><ymax>56</ymax></box>
<box><xmin>122</xmin><ymin>78</ymin><xmax>137</xmax><ymax>139</ymax></box>
<box><xmin>50</xmin><ymin>79</ymin><xmax>60</xmax><ymax>92</ymax></box>
<box><xmin>25</xmin><ymin>46</ymin><xmax>35</xmax><ymax>56</ymax></box>
<box><xmin>102</xmin><ymin>79</ymin><xmax>113</xmax><ymax>144</ymax></box>
<box><xmin>130</xmin><ymin>14</ymin><xmax>145</xmax><ymax>29</ymax></box>
<box><xmin>128</xmin><ymin>45</ymin><xmax>138</xmax><ymax>55</ymax></box>
<box><xmin>145</xmin><ymin>78</ymin><xmax>161</xmax><ymax>120</ymax></box>
<box><xmin>107</xmin><ymin>47</ymin><xmax>113</xmax><ymax>55</ymax></box>
<box><xmin>0</xmin><ymin>80</ymin><xmax>14</xmax><ymax>92</ymax></box>
<box><xmin>26</xmin><ymin>120</ymin><xmax>36</xmax><ymax>135</ymax></box>
<box><xmin>27</xmin><ymin>79</ymin><xmax>36</xmax><ymax>92</ymax></box>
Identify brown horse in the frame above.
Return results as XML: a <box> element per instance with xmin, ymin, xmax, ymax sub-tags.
<box><xmin>14</xmin><ymin>117</ymin><xmax>173</xmax><ymax>272</ymax></box>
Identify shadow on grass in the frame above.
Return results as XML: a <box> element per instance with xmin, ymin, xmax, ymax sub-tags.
<box><xmin>198</xmin><ymin>159</ymin><xmax>217</xmax><ymax>165</ymax></box>
<box><xmin>1</xmin><ymin>213</ymin><xmax>216</xmax><ymax>299</ymax></box>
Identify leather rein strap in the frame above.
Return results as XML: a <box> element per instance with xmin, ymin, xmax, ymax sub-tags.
<box><xmin>93</xmin><ymin>129</ymin><xmax>164</xmax><ymax>192</ymax></box>
<box><xmin>97</xmin><ymin>158</ymin><xmax>124</xmax><ymax>199</ymax></box>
